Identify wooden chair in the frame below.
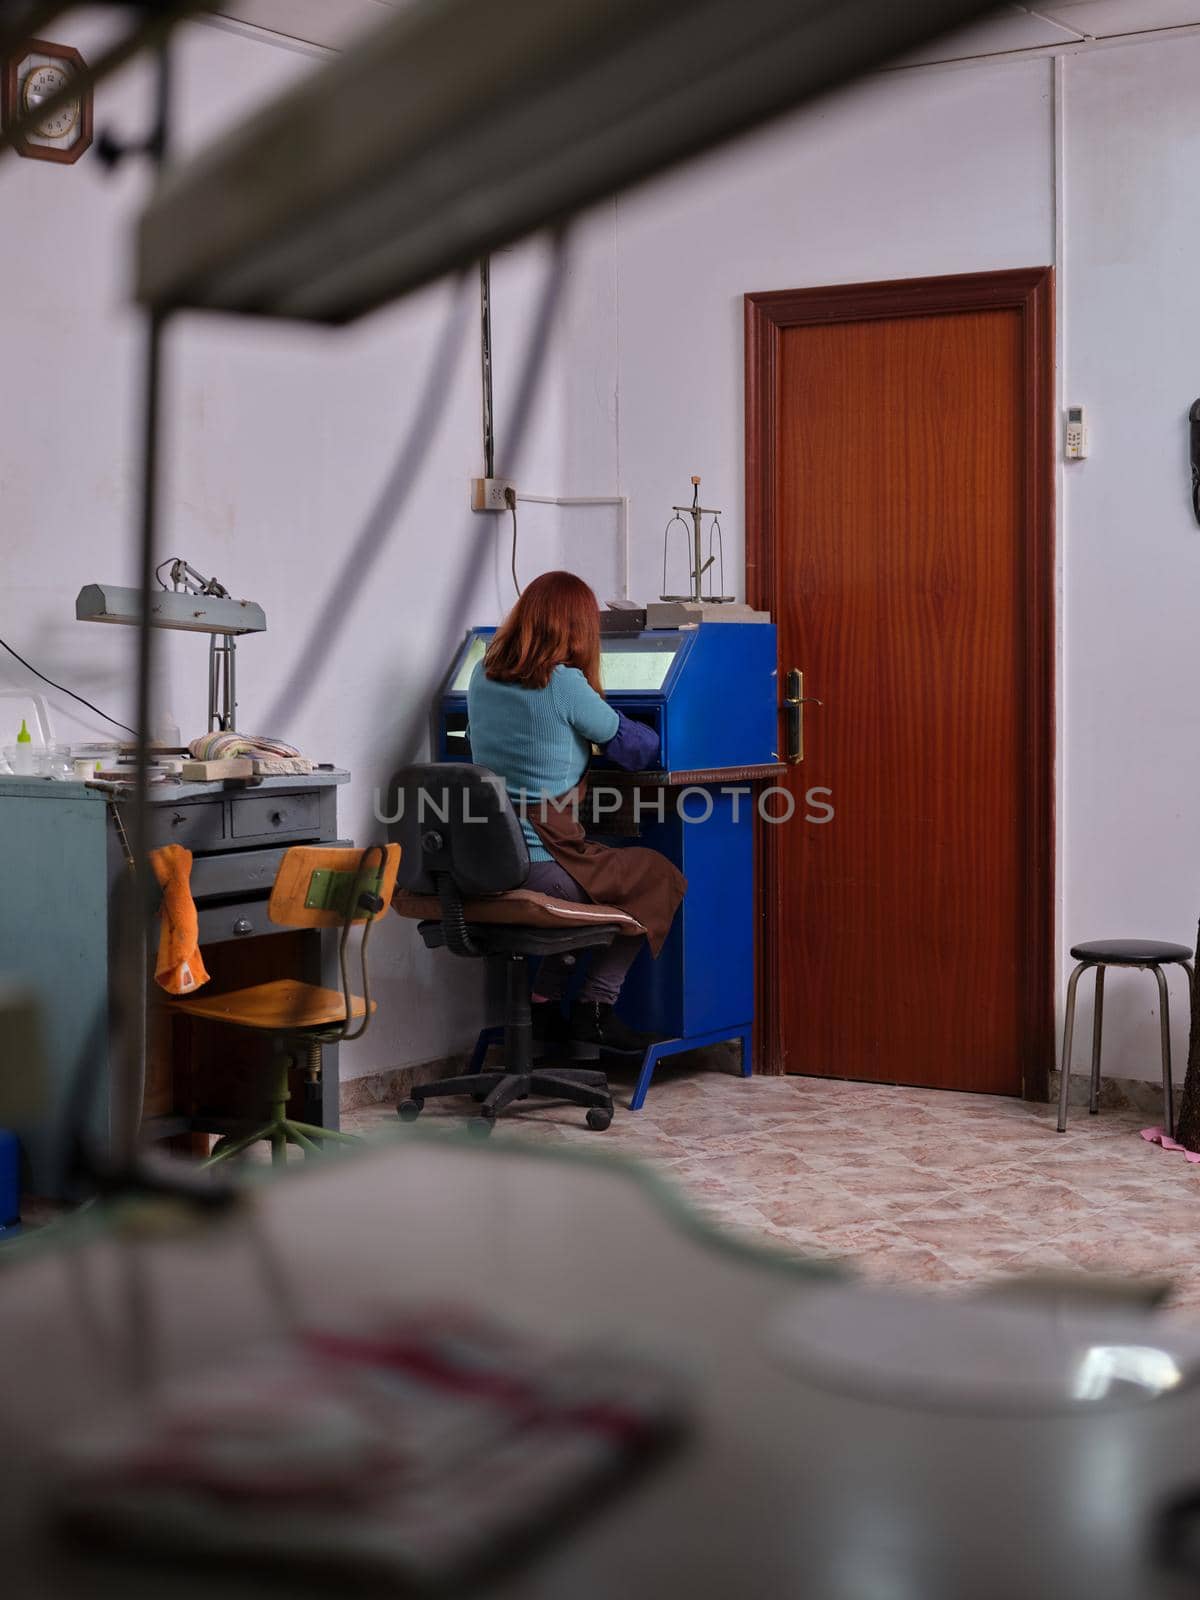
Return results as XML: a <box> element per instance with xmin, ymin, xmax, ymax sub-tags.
<box><xmin>171</xmin><ymin>843</ymin><xmax>400</xmax><ymax>1166</ymax></box>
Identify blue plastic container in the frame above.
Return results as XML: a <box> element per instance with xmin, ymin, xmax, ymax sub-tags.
<box><xmin>0</xmin><ymin>1130</ymin><xmax>20</xmax><ymax>1232</ymax></box>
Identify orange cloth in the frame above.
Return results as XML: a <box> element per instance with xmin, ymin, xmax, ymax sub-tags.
<box><xmin>149</xmin><ymin>844</ymin><xmax>210</xmax><ymax>996</ymax></box>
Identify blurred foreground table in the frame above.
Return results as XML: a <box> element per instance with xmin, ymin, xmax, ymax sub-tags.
<box><xmin>0</xmin><ymin>1133</ymin><xmax>1198</xmax><ymax>1599</ymax></box>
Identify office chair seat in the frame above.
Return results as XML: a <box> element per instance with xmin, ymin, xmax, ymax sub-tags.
<box><xmin>415</xmin><ymin>917</ymin><xmax>620</xmax><ymax>959</ymax></box>
<box><xmin>392</xmin><ymin>886</ymin><xmax>644</xmax><ymax>936</ymax></box>
<box><xmin>172</xmin><ymin>978</ymin><xmax>371</xmax><ymax>1032</ymax></box>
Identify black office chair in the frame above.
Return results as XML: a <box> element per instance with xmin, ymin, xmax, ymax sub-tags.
<box><xmin>387</xmin><ymin>764</ymin><xmax>622</xmax><ymax>1134</ymax></box>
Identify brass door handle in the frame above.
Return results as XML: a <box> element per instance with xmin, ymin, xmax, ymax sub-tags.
<box><xmin>781</xmin><ymin>668</ymin><xmax>822</xmax><ymax>764</ymax></box>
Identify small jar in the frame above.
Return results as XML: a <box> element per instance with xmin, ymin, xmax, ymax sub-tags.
<box><xmin>34</xmin><ymin>743</ymin><xmax>72</xmax><ymax>780</ymax></box>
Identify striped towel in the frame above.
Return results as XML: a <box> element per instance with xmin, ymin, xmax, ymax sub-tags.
<box><xmin>188</xmin><ymin>732</ymin><xmax>303</xmax><ymax>761</ymax></box>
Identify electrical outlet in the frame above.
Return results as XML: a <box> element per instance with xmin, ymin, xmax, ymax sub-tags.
<box><xmin>471</xmin><ymin>477</ymin><xmax>517</xmax><ymax>512</ymax></box>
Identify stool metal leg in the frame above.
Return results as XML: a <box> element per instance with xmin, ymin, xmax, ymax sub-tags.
<box><xmin>1089</xmin><ymin>966</ymin><xmax>1105</xmax><ymax>1114</ymax></box>
<box><xmin>1151</xmin><ymin>964</ymin><xmax>1174</xmax><ymax>1140</ymax></box>
<box><xmin>1184</xmin><ymin>963</ymin><xmax>1195</xmax><ymax>1137</ymax></box>
<box><xmin>1058</xmin><ymin>962</ymin><xmax>1090</xmax><ymax>1133</ymax></box>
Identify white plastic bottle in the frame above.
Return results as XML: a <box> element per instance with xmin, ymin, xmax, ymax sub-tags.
<box><xmin>11</xmin><ymin>719</ymin><xmax>34</xmax><ymax>776</ymax></box>
<box><xmin>152</xmin><ymin>712</ymin><xmax>182</xmax><ymax>750</ymax></box>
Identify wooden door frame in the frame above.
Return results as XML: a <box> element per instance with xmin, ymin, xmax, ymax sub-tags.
<box><xmin>744</xmin><ymin>267</ymin><xmax>1055</xmax><ymax>1100</ymax></box>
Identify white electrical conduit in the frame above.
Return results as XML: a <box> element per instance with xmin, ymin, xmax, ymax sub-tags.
<box><xmin>515</xmin><ymin>494</ymin><xmax>632</xmax><ymax>599</ymax></box>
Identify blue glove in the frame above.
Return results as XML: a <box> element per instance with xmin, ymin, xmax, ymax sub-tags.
<box><xmin>601</xmin><ymin>710</ymin><xmax>660</xmax><ymax>771</ymax></box>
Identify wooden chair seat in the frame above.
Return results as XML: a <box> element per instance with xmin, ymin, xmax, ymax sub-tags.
<box><xmin>172</xmin><ymin>978</ymin><xmax>372</xmax><ymax>1033</ymax></box>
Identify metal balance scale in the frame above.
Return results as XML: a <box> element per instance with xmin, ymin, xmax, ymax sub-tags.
<box><xmin>661</xmin><ymin>476</ymin><xmax>735</xmax><ymax>604</ymax></box>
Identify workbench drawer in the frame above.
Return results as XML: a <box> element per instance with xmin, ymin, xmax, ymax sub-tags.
<box><xmin>190</xmin><ymin>839</ymin><xmax>353</xmax><ymax>900</ymax></box>
<box><xmin>149</xmin><ymin>800</ymin><xmax>225</xmax><ymax>851</ymax></box>
<box><xmin>229</xmin><ymin>791</ymin><xmax>322</xmax><ymax>841</ymax></box>
<box><xmin>191</xmin><ymin>847</ymin><xmax>287</xmax><ymax>900</ymax></box>
<box><xmin>197</xmin><ymin>897</ymin><xmax>286</xmax><ymax>945</ymax></box>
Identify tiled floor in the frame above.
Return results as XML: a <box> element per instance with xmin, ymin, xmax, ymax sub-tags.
<box><xmin>346</xmin><ymin>1051</ymin><xmax>1200</xmax><ymax>1315</ymax></box>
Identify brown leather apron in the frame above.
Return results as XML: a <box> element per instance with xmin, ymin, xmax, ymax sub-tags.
<box><xmin>527</xmin><ymin>781</ymin><xmax>685</xmax><ymax>957</ymax></box>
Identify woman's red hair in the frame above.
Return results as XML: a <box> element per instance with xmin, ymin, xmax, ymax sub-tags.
<box><xmin>485</xmin><ymin>571</ymin><xmax>602</xmax><ymax>695</ymax></box>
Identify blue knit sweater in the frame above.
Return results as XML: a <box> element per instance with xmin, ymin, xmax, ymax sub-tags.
<box><xmin>467</xmin><ymin>662</ymin><xmax>619</xmax><ymax>861</ymax></box>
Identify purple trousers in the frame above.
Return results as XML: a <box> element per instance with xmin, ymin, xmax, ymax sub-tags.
<box><xmin>525</xmin><ymin>858</ymin><xmax>645</xmax><ymax>1005</ymax></box>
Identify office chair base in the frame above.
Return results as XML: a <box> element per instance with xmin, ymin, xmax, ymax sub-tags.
<box><xmin>398</xmin><ymin>1066</ymin><xmax>614</xmax><ymax>1132</ymax></box>
<box><xmin>205</xmin><ymin>1118</ymin><xmax>359</xmax><ymax>1168</ymax></box>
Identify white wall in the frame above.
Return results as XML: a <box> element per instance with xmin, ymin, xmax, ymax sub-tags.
<box><xmin>1060</xmin><ymin>36</ymin><xmax>1200</xmax><ymax>1082</ymax></box>
<box><xmin>5</xmin><ymin>14</ymin><xmax>1199</xmax><ymax>1087</ymax></box>
<box><xmin>0</xmin><ymin>12</ymin><xmax>616</xmax><ymax>1082</ymax></box>
<box><xmin>564</xmin><ymin>41</ymin><xmax>1200</xmax><ymax>1083</ymax></box>
<box><xmin>612</xmin><ymin>58</ymin><xmax>1055</xmax><ymax>602</ymax></box>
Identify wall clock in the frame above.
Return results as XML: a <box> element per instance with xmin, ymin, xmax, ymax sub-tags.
<box><xmin>1</xmin><ymin>39</ymin><xmax>92</xmax><ymax>165</ymax></box>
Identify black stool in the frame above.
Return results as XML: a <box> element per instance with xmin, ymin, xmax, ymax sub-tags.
<box><xmin>1057</xmin><ymin>941</ymin><xmax>1194</xmax><ymax>1135</ymax></box>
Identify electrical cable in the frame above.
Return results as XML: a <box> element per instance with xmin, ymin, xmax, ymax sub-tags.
<box><xmin>507</xmin><ymin>489</ymin><xmax>521</xmax><ymax>596</ymax></box>
<box><xmin>379</xmin><ymin>230</ymin><xmax>569</xmax><ymax>773</ymax></box>
<box><xmin>480</xmin><ymin>258</ymin><xmax>495</xmax><ymax>479</ymax></box>
<box><xmin>0</xmin><ymin>632</ymin><xmax>137</xmax><ymax>736</ymax></box>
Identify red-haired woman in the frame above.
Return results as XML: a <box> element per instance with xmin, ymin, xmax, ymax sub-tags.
<box><xmin>468</xmin><ymin>570</ymin><xmax>685</xmax><ymax>1059</ymax></box>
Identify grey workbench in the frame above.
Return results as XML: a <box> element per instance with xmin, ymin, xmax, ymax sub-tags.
<box><xmin>0</xmin><ymin>770</ymin><xmax>350</xmax><ymax>1192</ymax></box>
<box><xmin>0</xmin><ymin>1136</ymin><xmax>1198</xmax><ymax>1598</ymax></box>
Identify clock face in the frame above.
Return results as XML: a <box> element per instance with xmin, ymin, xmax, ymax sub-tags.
<box><xmin>21</xmin><ymin>61</ymin><xmax>79</xmax><ymax>140</ymax></box>
<box><xmin>1</xmin><ymin>39</ymin><xmax>92</xmax><ymax>164</ymax></box>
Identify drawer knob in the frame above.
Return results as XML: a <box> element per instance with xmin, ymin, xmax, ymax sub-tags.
<box><xmin>171</xmin><ymin>812</ymin><xmax>187</xmax><ymax>826</ymax></box>
<box><xmin>233</xmin><ymin>917</ymin><xmax>254</xmax><ymax>937</ymax></box>
<box><xmin>271</xmin><ymin>810</ymin><xmax>285</xmax><ymax>825</ymax></box>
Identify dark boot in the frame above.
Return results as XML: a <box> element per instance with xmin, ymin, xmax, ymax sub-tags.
<box><xmin>569</xmin><ymin>1001</ymin><xmax>659</xmax><ymax>1059</ymax></box>
<box><xmin>532</xmin><ymin>1001</ymin><xmax>570</xmax><ymax>1060</ymax></box>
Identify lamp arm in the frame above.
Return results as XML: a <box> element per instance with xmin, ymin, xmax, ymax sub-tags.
<box><xmin>163</xmin><ymin>553</ymin><xmax>228</xmax><ymax>598</ymax></box>
<box><xmin>166</xmin><ymin>557</ymin><xmax>230</xmax><ymax>598</ymax></box>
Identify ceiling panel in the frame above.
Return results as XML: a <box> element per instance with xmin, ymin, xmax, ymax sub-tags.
<box><xmin>1038</xmin><ymin>0</ymin><xmax>1200</xmax><ymax>36</ymax></box>
<box><xmin>214</xmin><ymin>0</ymin><xmax>1200</xmax><ymax>60</ymax></box>
<box><xmin>894</xmin><ymin>5</ymin><xmax>1083</xmax><ymax>65</ymax></box>
<box><xmin>213</xmin><ymin>0</ymin><xmax>407</xmax><ymax>51</ymax></box>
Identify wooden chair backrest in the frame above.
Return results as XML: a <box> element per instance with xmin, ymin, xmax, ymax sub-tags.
<box><xmin>268</xmin><ymin>844</ymin><xmax>401</xmax><ymax>930</ymax></box>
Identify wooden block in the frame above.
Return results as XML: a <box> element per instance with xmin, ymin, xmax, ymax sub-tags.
<box><xmin>181</xmin><ymin>757</ymin><xmax>254</xmax><ymax>781</ymax></box>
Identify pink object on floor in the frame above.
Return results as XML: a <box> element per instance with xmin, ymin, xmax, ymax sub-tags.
<box><xmin>1141</xmin><ymin>1127</ymin><xmax>1200</xmax><ymax>1163</ymax></box>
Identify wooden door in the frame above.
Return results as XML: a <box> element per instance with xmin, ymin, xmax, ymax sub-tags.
<box><xmin>745</xmin><ymin>270</ymin><xmax>1054</xmax><ymax>1096</ymax></box>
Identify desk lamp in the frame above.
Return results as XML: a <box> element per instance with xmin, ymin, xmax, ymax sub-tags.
<box><xmin>76</xmin><ymin>560</ymin><xmax>266</xmax><ymax>733</ymax></box>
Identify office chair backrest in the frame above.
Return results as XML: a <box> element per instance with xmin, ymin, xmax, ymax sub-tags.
<box><xmin>387</xmin><ymin>764</ymin><xmax>529</xmax><ymax>896</ymax></box>
<box><xmin>268</xmin><ymin>844</ymin><xmax>401</xmax><ymax>929</ymax></box>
